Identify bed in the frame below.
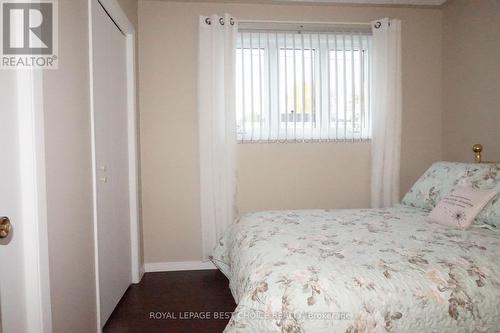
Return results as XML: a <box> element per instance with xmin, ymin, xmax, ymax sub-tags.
<box><xmin>211</xmin><ymin>145</ymin><xmax>500</xmax><ymax>332</ymax></box>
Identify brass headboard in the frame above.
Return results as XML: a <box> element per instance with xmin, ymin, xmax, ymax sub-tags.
<box><xmin>472</xmin><ymin>144</ymin><xmax>499</xmax><ymax>164</ymax></box>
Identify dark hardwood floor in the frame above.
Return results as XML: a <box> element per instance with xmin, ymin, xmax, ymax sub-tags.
<box><xmin>103</xmin><ymin>270</ymin><xmax>236</xmax><ymax>333</ymax></box>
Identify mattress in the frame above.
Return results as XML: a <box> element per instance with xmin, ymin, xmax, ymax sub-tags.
<box><xmin>212</xmin><ymin>205</ymin><xmax>500</xmax><ymax>332</ymax></box>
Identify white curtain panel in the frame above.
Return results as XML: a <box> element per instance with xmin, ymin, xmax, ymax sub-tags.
<box><xmin>198</xmin><ymin>14</ymin><xmax>238</xmax><ymax>259</ymax></box>
<box><xmin>370</xmin><ymin>18</ymin><xmax>402</xmax><ymax>208</ymax></box>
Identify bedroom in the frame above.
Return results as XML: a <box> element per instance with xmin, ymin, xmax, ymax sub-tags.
<box><xmin>0</xmin><ymin>0</ymin><xmax>498</xmax><ymax>332</ymax></box>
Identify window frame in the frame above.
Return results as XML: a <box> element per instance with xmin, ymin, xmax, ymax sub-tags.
<box><xmin>236</xmin><ymin>30</ymin><xmax>372</xmax><ymax>143</ymax></box>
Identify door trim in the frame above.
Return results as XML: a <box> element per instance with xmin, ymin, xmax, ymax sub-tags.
<box><xmin>88</xmin><ymin>0</ymin><xmax>142</xmax><ymax>330</ymax></box>
<box><xmin>16</xmin><ymin>69</ymin><xmax>53</xmax><ymax>332</ymax></box>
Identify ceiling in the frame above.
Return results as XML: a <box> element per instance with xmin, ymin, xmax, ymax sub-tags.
<box><xmin>274</xmin><ymin>0</ymin><xmax>447</xmax><ymax>5</ymax></box>
<box><xmin>155</xmin><ymin>0</ymin><xmax>448</xmax><ymax>6</ymax></box>
<box><xmin>274</xmin><ymin>0</ymin><xmax>447</xmax><ymax>6</ymax></box>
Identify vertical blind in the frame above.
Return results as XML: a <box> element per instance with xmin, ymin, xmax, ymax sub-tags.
<box><xmin>236</xmin><ymin>27</ymin><xmax>372</xmax><ymax>143</ymax></box>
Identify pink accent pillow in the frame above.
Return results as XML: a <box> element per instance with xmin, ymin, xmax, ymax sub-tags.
<box><xmin>427</xmin><ymin>186</ymin><xmax>498</xmax><ymax>229</ymax></box>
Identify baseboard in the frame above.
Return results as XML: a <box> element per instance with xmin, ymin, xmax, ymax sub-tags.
<box><xmin>139</xmin><ymin>264</ymin><xmax>145</xmax><ymax>280</ymax></box>
<box><xmin>145</xmin><ymin>260</ymin><xmax>217</xmax><ymax>272</ymax></box>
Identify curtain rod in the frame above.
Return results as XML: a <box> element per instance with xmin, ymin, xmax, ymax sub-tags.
<box><xmin>237</xmin><ymin>20</ymin><xmax>373</xmax><ymax>34</ymax></box>
<box><xmin>237</xmin><ymin>19</ymin><xmax>372</xmax><ymax>27</ymax></box>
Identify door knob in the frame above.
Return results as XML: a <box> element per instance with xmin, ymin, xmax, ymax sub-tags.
<box><xmin>0</xmin><ymin>217</ymin><xmax>12</xmax><ymax>239</ymax></box>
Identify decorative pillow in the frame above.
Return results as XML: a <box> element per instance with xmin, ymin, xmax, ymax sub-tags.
<box><xmin>427</xmin><ymin>186</ymin><xmax>498</xmax><ymax>229</ymax></box>
<box><xmin>402</xmin><ymin>162</ymin><xmax>499</xmax><ymax>212</ymax></box>
<box><xmin>476</xmin><ymin>183</ymin><xmax>500</xmax><ymax>228</ymax></box>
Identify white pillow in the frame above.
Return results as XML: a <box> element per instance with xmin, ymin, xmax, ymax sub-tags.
<box><xmin>427</xmin><ymin>186</ymin><xmax>498</xmax><ymax>229</ymax></box>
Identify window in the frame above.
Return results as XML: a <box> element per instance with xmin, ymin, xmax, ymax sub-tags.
<box><xmin>236</xmin><ymin>29</ymin><xmax>372</xmax><ymax>142</ymax></box>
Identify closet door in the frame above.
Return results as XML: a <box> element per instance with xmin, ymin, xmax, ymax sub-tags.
<box><xmin>91</xmin><ymin>0</ymin><xmax>131</xmax><ymax>326</ymax></box>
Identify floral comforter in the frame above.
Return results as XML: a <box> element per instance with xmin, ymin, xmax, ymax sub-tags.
<box><xmin>212</xmin><ymin>206</ymin><xmax>500</xmax><ymax>333</ymax></box>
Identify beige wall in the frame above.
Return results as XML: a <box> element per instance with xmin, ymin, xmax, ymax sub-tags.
<box><xmin>43</xmin><ymin>0</ymin><xmax>96</xmax><ymax>331</ymax></box>
<box><xmin>238</xmin><ymin>143</ymin><xmax>371</xmax><ymax>213</ymax></box>
<box><xmin>442</xmin><ymin>0</ymin><xmax>500</xmax><ymax>162</ymax></box>
<box><xmin>117</xmin><ymin>0</ymin><xmax>139</xmax><ymax>29</ymax></box>
<box><xmin>43</xmin><ymin>0</ymin><xmax>138</xmax><ymax>331</ymax></box>
<box><xmin>139</xmin><ymin>1</ymin><xmax>443</xmax><ymax>263</ymax></box>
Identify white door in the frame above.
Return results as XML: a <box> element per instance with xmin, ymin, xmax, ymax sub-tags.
<box><xmin>91</xmin><ymin>0</ymin><xmax>132</xmax><ymax>326</ymax></box>
<box><xmin>0</xmin><ymin>69</ymin><xmax>27</xmax><ymax>333</ymax></box>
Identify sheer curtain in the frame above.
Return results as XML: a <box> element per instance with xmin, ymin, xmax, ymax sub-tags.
<box><xmin>370</xmin><ymin>18</ymin><xmax>402</xmax><ymax>208</ymax></box>
<box><xmin>198</xmin><ymin>14</ymin><xmax>238</xmax><ymax>259</ymax></box>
